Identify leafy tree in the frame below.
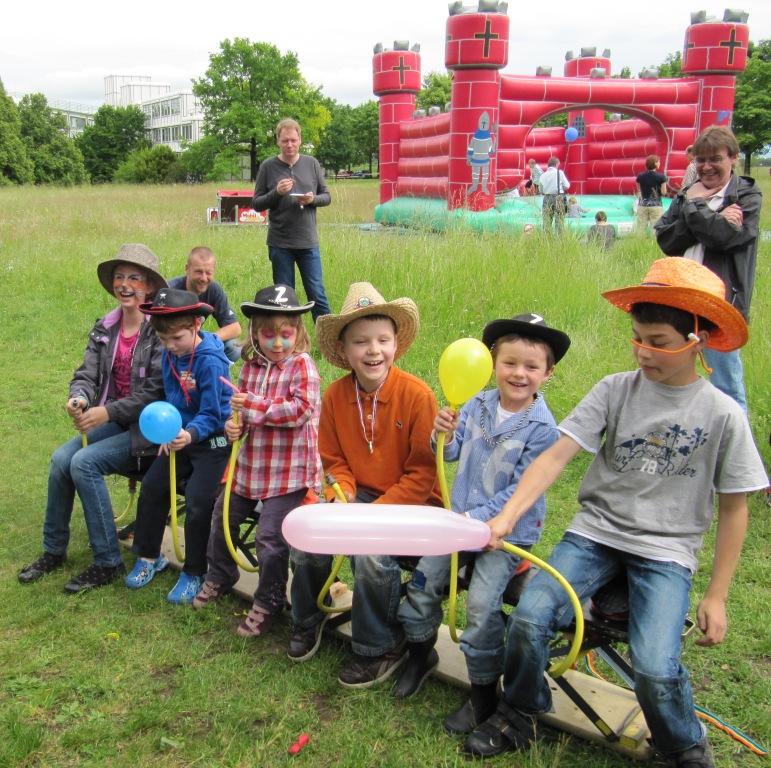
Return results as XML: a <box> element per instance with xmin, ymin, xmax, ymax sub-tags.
<box><xmin>76</xmin><ymin>105</ymin><xmax>147</xmax><ymax>183</ymax></box>
<box><xmin>178</xmin><ymin>135</ymin><xmax>224</xmax><ymax>182</ymax></box>
<box><xmin>351</xmin><ymin>101</ymin><xmax>380</xmax><ymax>173</ymax></box>
<box><xmin>612</xmin><ymin>66</ymin><xmax>632</xmax><ymax>79</ymax></box>
<box><xmin>644</xmin><ymin>51</ymin><xmax>684</xmax><ymax>79</ymax></box>
<box><xmin>0</xmin><ymin>79</ymin><xmax>34</xmax><ymax>185</ymax></box>
<box><xmin>17</xmin><ymin>93</ymin><xmax>88</xmax><ymax>185</ymax></box>
<box><xmin>113</xmin><ymin>144</ymin><xmax>181</xmax><ymax>184</ymax></box>
<box><xmin>193</xmin><ymin>38</ymin><xmax>330</xmax><ymax>180</ymax></box>
<box><xmin>315</xmin><ymin>101</ymin><xmax>355</xmax><ymax>174</ymax></box>
<box><xmin>416</xmin><ymin>72</ymin><xmax>452</xmax><ymax>112</ymax></box>
<box><xmin>733</xmin><ymin>40</ymin><xmax>771</xmax><ymax>174</ymax></box>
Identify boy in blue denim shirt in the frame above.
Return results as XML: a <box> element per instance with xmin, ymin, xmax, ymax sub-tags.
<box><xmin>469</xmin><ymin>259</ymin><xmax>767</xmax><ymax>767</ymax></box>
<box><xmin>396</xmin><ymin>314</ymin><xmax>571</xmax><ymax>731</ymax></box>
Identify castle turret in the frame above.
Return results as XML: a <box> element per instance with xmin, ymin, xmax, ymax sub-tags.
<box><xmin>681</xmin><ymin>9</ymin><xmax>750</xmax><ymax>132</ymax></box>
<box><xmin>373</xmin><ymin>41</ymin><xmax>421</xmax><ymax>204</ymax></box>
<box><xmin>445</xmin><ymin>1</ymin><xmax>509</xmax><ymax>211</ymax></box>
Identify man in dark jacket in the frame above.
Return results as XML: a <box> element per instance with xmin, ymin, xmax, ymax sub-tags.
<box><xmin>655</xmin><ymin>126</ymin><xmax>761</xmax><ymax>411</ymax></box>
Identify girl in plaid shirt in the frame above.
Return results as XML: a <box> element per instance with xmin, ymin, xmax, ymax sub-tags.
<box><xmin>192</xmin><ymin>285</ymin><xmax>321</xmax><ymax>638</ymax></box>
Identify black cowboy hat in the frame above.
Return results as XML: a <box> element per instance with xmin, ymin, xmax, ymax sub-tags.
<box><xmin>240</xmin><ymin>284</ymin><xmax>314</xmax><ymax>318</ymax></box>
<box><xmin>482</xmin><ymin>313</ymin><xmax>571</xmax><ymax>363</ymax></box>
<box><xmin>139</xmin><ymin>287</ymin><xmax>213</xmax><ymax>317</ymax></box>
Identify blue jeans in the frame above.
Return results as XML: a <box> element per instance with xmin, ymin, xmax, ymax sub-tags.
<box><xmin>222</xmin><ymin>339</ymin><xmax>241</xmax><ymax>363</ymax></box>
<box><xmin>399</xmin><ymin>549</ymin><xmax>521</xmax><ymax>684</ymax></box>
<box><xmin>503</xmin><ymin>532</ymin><xmax>703</xmax><ymax>756</ymax></box>
<box><xmin>290</xmin><ymin>550</ymin><xmax>404</xmax><ymax>657</ymax></box>
<box><xmin>43</xmin><ymin>423</ymin><xmax>140</xmax><ymax>567</ymax></box>
<box><xmin>703</xmin><ymin>348</ymin><xmax>747</xmax><ymax>413</ymax></box>
<box><xmin>268</xmin><ymin>245</ymin><xmax>331</xmax><ymax>321</ymax></box>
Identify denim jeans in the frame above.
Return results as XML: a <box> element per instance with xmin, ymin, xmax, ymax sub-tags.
<box><xmin>398</xmin><ymin>548</ymin><xmax>521</xmax><ymax>684</ymax></box>
<box><xmin>222</xmin><ymin>339</ymin><xmax>241</xmax><ymax>363</ymax></box>
<box><xmin>268</xmin><ymin>245</ymin><xmax>331</xmax><ymax>321</ymax></box>
<box><xmin>43</xmin><ymin>422</ymin><xmax>140</xmax><ymax>567</ymax></box>
<box><xmin>290</xmin><ymin>490</ymin><xmax>406</xmax><ymax>657</ymax></box>
<box><xmin>502</xmin><ymin>532</ymin><xmax>703</xmax><ymax>755</ymax></box>
<box><xmin>132</xmin><ymin>439</ymin><xmax>229</xmax><ymax>576</ymax></box>
<box><xmin>703</xmin><ymin>348</ymin><xmax>747</xmax><ymax>413</ymax></box>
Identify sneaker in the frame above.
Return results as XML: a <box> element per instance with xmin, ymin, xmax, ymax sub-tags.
<box><xmin>166</xmin><ymin>572</ymin><xmax>204</xmax><ymax>605</ymax></box>
<box><xmin>287</xmin><ymin>615</ymin><xmax>330</xmax><ymax>662</ymax></box>
<box><xmin>18</xmin><ymin>552</ymin><xmax>66</xmax><ymax>584</ymax></box>
<box><xmin>236</xmin><ymin>603</ymin><xmax>275</xmax><ymax>638</ymax></box>
<box><xmin>63</xmin><ymin>563</ymin><xmax>126</xmax><ymax>594</ymax></box>
<box><xmin>464</xmin><ymin>701</ymin><xmax>537</xmax><ymax>757</ymax></box>
<box><xmin>191</xmin><ymin>580</ymin><xmax>229</xmax><ymax>610</ymax></box>
<box><xmin>338</xmin><ymin>641</ymin><xmax>407</xmax><ymax>689</ymax></box>
<box><xmin>124</xmin><ymin>555</ymin><xmax>169</xmax><ymax>589</ymax></box>
<box><xmin>673</xmin><ymin>740</ymin><xmax>715</xmax><ymax>768</ymax></box>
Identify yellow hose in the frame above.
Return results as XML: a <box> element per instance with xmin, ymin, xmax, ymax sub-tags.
<box><xmin>316</xmin><ymin>477</ymin><xmax>350</xmax><ymax>615</ymax></box>
<box><xmin>168</xmin><ymin>449</ymin><xmax>185</xmax><ymax>562</ymax></box>
<box><xmin>222</xmin><ymin>412</ymin><xmax>258</xmax><ymax>572</ymax></box>
<box><xmin>438</xmin><ymin>414</ymin><xmax>584</xmax><ymax>677</ymax></box>
<box><xmin>113</xmin><ymin>478</ymin><xmax>137</xmax><ymax>523</ymax></box>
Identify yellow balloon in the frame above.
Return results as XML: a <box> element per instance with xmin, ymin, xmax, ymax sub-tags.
<box><xmin>438</xmin><ymin>338</ymin><xmax>493</xmax><ymax>406</ymax></box>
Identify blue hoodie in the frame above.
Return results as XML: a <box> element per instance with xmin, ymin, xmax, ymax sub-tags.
<box><xmin>162</xmin><ymin>331</ymin><xmax>232</xmax><ymax>443</ymax></box>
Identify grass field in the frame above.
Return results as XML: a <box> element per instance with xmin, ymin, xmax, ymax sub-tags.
<box><xmin>0</xmin><ymin>178</ymin><xmax>768</xmax><ymax>768</ymax></box>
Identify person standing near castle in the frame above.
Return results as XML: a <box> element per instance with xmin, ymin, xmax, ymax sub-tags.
<box><xmin>252</xmin><ymin>119</ymin><xmax>332</xmax><ymax>322</ymax></box>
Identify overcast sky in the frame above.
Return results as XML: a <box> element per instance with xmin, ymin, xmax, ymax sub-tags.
<box><xmin>3</xmin><ymin>1</ymin><xmax>769</xmax><ymax>108</ymax></box>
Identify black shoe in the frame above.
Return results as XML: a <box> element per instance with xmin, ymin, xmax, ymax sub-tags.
<box><xmin>63</xmin><ymin>563</ymin><xmax>126</xmax><ymax>594</ymax></box>
<box><xmin>338</xmin><ymin>641</ymin><xmax>407</xmax><ymax>689</ymax></box>
<box><xmin>18</xmin><ymin>552</ymin><xmax>66</xmax><ymax>584</ymax></box>
<box><xmin>287</xmin><ymin>615</ymin><xmax>330</xmax><ymax>663</ymax></box>
<box><xmin>393</xmin><ymin>635</ymin><xmax>439</xmax><ymax>699</ymax></box>
<box><xmin>673</xmin><ymin>740</ymin><xmax>715</xmax><ymax>768</ymax></box>
<box><xmin>444</xmin><ymin>681</ymin><xmax>499</xmax><ymax>734</ymax></box>
<box><xmin>464</xmin><ymin>700</ymin><xmax>536</xmax><ymax>757</ymax></box>
<box><xmin>116</xmin><ymin>521</ymin><xmax>135</xmax><ymax>541</ymax></box>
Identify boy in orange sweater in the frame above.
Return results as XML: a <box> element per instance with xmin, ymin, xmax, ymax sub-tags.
<box><xmin>287</xmin><ymin>282</ymin><xmax>442</xmax><ymax>688</ymax></box>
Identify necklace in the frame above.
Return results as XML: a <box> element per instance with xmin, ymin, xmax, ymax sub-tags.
<box><xmin>354</xmin><ymin>376</ymin><xmax>384</xmax><ymax>454</ymax></box>
<box><xmin>480</xmin><ymin>395</ymin><xmax>539</xmax><ymax>447</ymax></box>
<box><xmin>168</xmin><ymin>339</ymin><xmax>198</xmax><ymax>405</ymax></box>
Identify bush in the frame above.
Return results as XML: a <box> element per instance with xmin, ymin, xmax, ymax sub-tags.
<box><xmin>113</xmin><ymin>145</ymin><xmax>180</xmax><ymax>184</ymax></box>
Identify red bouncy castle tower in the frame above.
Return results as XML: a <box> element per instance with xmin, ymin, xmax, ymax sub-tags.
<box><xmin>372</xmin><ymin>41</ymin><xmax>421</xmax><ymax>204</ymax></box>
<box><xmin>445</xmin><ymin>2</ymin><xmax>509</xmax><ymax>211</ymax></box>
<box><xmin>681</xmin><ymin>9</ymin><xmax>750</xmax><ymax>132</ymax></box>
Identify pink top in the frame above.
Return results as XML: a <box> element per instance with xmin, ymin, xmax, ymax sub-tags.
<box><xmin>113</xmin><ymin>329</ymin><xmax>139</xmax><ymax>398</ymax></box>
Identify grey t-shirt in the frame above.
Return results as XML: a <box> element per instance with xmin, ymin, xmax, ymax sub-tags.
<box><xmin>252</xmin><ymin>154</ymin><xmax>331</xmax><ymax>249</ymax></box>
<box><xmin>559</xmin><ymin>370</ymin><xmax>767</xmax><ymax>572</ymax></box>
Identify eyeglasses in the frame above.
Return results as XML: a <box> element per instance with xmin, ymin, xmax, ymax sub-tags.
<box><xmin>113</xmin><ymin>272</ymin><xmax>147</xmax><ymax>287</ymax></box>
<box><xmin>630</xmin><ymin>335</ymin><xmax>699</xmax><ymax>355</ymax></box>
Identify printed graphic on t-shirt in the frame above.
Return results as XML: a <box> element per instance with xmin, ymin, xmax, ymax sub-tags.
<box><xmin>613</xmin><ymin>424</ymin><xmax>708</xmax><ymax>477</ymax></box>
<box><xmin>180</xmin><ymin>371</ymin><xmax>197</xmax><ymax>391</ymax></box>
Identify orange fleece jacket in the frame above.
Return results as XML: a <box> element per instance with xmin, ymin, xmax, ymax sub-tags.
<box><xmin>319</xmin><ymin>366</ymin><xmax>443</xmax><ymax>507</ymax></box>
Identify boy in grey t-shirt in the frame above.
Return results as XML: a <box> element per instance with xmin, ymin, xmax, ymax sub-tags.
<box><xmin>465</xmin><ymin>258</ymin><xmax>767</xmax><ymax>767</ymax></box>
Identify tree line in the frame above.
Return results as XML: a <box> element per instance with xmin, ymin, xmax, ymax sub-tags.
<box><xmin>1</xmin><ymin>39</ymin><xmax>768</xmax><ymax>186</ymax></box>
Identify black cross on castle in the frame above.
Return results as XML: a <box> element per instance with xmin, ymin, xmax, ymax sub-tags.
<box><xmin>474</xmin><ymin>18</ymin><xmax>499</xmax><ymax>58</ymax></box>
<box><xmin>719</xmin><ymin>28</ymin><xmax>742</xmax><ymax>65</ymax></box>
<box><xmin>391</xmin><ymin>56</ymin><xmax>411</xmax><ymax>86</ymax></box>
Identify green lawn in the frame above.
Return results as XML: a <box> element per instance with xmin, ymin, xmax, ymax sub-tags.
<box><xmin>0</xmin><ymin>179</ymin><xmax>768</xmax><ymax>767</ymax></box>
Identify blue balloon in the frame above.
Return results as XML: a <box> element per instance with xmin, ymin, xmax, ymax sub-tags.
<box><xmin>565</xmin><ymin>126</ymin><xmax>579</xmax><ymax>142</ymax></box>
<box><xmin>139</xmin><ymin>401</ymin><xmax>182</xmax><ymax>444</ymax></box>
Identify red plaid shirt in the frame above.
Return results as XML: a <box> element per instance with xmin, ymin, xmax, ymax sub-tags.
<box><xmin>233</xmin><ymin>352</ymin><xmax>321</xmax><ymax>500</ymax></box>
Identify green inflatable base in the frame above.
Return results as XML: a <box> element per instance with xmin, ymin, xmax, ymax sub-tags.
<box><xmin>374</xmin><ymin>195</ymin><xmax>672</xmax><ymax>235</ymax></box>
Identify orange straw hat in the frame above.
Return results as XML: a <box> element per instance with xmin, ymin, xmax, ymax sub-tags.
<box><xmin>316</xmin><ymin>282</ymin><xmax>420</xmax><ymax>370</ymax></box>
<box><xmin>602</xmin><ymin>257</ymin><xmax>747</xmax><ymax>352</ymax></box>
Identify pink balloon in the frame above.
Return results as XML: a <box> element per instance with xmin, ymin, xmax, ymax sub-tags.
<box><xmin>282</xmin><ymin>503</ymin><xmax>492</xmax><ymax>556</ymax></box>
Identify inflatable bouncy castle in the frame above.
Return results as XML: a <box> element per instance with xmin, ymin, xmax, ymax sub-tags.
<box><xmin>372</xmin><ymin>4</ymin><xmax>750</xmax><ymax>232</ymax></box>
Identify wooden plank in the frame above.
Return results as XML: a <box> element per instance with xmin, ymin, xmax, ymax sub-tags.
<box><xmin>154</xmin><ymin>529</ymin><xmax>652</xmax><ymax>760</ymax></box>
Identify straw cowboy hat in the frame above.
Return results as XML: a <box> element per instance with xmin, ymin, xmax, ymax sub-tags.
<box><xmin>139</xmin><ymin>288</ymin><xmax>213</xmax><ymax>318</ymax></box>
<box><xmin>97</xmin><ymin>243</ymin><xmax>167</xmax><ymax>297</ymax></box>
<box><xmin>316</xmin><ymin>282</ymin><xmax>420</xmax><ymax>369</ymax></box>
<box><xmin>602</xmin><ymin>257</ymin><xmax>747</xmax><ymax>352</ymax></box>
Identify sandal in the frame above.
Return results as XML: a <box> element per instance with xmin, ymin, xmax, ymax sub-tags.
<box><xmin>236</xmin><ymin>603</ymin><xmax>274</xmax><ymax>638</ymax></box>
<box><xmin>191</xmin><ymin>580</ymin><xmax>229</xmax><ymax>610</ymax></box>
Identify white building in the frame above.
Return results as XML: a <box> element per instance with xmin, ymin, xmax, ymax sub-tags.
<box><xmin>104</xmin><ymin>75</ymin><xmax>205</xmax><ymax>152</ymax></box>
